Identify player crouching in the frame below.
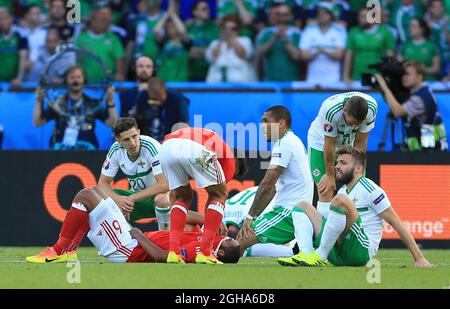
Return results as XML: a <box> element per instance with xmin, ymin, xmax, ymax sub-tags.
<box><xmin>26</xmin><ymin>185</ymin><xmax>240</xmax><ymax>264</ymax></box>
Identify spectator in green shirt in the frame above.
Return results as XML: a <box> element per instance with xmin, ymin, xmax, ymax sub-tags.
<box><xmin>387</xmin><ymin>0</ymin><xmax>425</xmax><ymax>43</ymax></box>
<box><xmin>425</xmin><ymin>0</ymin><xmax>450</xmax><ymax>79</ymax></box>
<box><xmin>75</xmin><ymin>7</ymin><xmax>126</xmax><ymax>82</ymax></box>
<box><xmin>255</xmin><ymin>3</ymin><xmax>300</xmax><ymax>81</ymax></box>
<box><xmin>343</xmin><ymin>7</ymin><xmax>395</xmax><ymax>82</ymax></box>
<box><xmin>154</xmin><ymin>10</ymin><xmax>191</xmax><ymax>81</ymax></box>
<box><xmin>0</xmin><ymin>7</ymin><xmax>29</xmax><ymax>85</ymax></box>
<box><xmin>218</xmin><ymin>0</ymin><xmax>258</xmax><ymax>38</ymax></box>
<box><xmin>400</xmin><ymin>17</ymin><xmax>440</xmax><ymax>80</ymax></box>
<box><xmin>186</xmin><ymin>0</ymin><xmax>219</xmax><ymax>81</ymax></box>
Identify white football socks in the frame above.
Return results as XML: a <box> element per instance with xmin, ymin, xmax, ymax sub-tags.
<box><xmin>317</xmin><ymin>201</ymin><xmax>330</xmax><ymax>219</ymax></box>
<box><xmin>246</xmin><ymin>243</ymin><xmax>293</xmax><ymax>257</ymax></box>
<box><xmin>155</xmin><ymin>206</ymin><xmax>171</xmax><ymax>230</ymax></box>
<box><xmin>292</xmin><ymin>210</ymin><xmax>314</xmax><ymax>253</ymax></box>
<box><xmin>316</xmin><ymin>207</ymin><xmax>346</xmax><ymax>260</ymax></box>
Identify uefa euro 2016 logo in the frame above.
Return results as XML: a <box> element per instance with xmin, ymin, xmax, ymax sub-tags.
<box><xmin>66</xmin><ymin>0</ymin><xmax>81</xmax><ymax>24</ymax></box>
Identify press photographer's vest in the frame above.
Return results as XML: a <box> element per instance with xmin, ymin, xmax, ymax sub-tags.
<box><xmin>404</xmin><ymin>85</ymin><xmax>447</xmax><ymax>151</ymax></box>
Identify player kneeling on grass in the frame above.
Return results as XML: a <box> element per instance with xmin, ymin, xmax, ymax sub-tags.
<box><xmin>26</xmin><ymin>185</ymin><xmax>240</xmax><ymax>264</ymax></box>
<box><xmin>278</xmin><ymin>145</ymin><xmax>434</xmax><ymax>268</ymax></box>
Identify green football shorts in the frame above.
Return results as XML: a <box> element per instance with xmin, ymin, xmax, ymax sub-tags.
<box><xmin>113</xmin><ymin>188</ymin><xmax>156</xmax><ymax>221</ymax></box>
<box><xmin>314</xmin><ymin>213</ymin><xmax>370</xmax><ymax>266</ymax></box>
<box><xmin>308</xmin><ymin>147</ymin><xmax>326</xmax><ymax>183</ymax></box>
<box><xmin>251</xmin><ymin>207</ymin><xmax>302</xmax><ymax>244</ymax></box>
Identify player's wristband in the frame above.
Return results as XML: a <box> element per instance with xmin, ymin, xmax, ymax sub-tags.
<box><xmin>246</xmin><ymin>214</ymin><xmax>256</xmax><ymax>221</ymax></box>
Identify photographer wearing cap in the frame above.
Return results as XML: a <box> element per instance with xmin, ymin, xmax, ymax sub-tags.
<box><xmin>33</xmin><ymin>65</ymin><xmax>118</xmax><ymax>150</ymax></box>
<box><xmin>375</xmin><ymin>61</ymin><xmax>447</xmax><ymax>151</ymax></box>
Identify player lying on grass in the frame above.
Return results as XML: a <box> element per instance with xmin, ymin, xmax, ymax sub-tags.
<box><xmin>27</xmin><ymin>185</ymin><xmax>240</xmax><ymax>264</ymax></box>
<box><xmin>278</xmin><ymin>145</ymin><xmax>434</xmax><ymax>268</ymax></box>
<box><xmin>26</xmin><ymin>186</ymin><xmax>218</xmax><ymax>263</ymax></box>
<box><xmin>224</xmin><ymin>186</ymin><xmax>298</xmax><ymax>257</ymax></box>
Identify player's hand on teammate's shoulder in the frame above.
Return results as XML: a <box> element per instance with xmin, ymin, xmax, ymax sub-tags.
<box><xmin>415</xmin><ymin>256</ymin><xmax>435</xmax><ymax>268</ymax></box>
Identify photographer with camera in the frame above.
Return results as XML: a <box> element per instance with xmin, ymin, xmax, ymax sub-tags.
<box><xmin>33</xmin><ymin>65</ymin><xmax>118</xmax><ymax>150</ymax></box>
<box><xmin>375</xmin><ymin>61</ymin><xmax>447</xmax><ymax>151</ymax></box>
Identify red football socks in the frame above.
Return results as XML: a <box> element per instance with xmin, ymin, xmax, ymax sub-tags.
<box><xmin>201</xmin><ymin>201</ymin><xmax>224</xmax><ymax>256</ymax></box>
<box><xmin>168</xmin><ymin>201</ymin><xmax>189</xmax><ymax>254</ymax></box>
<box><xmin>53</xmin><ymin>205</ymin><xmax>88</xmax><ymax>255</ymax></box>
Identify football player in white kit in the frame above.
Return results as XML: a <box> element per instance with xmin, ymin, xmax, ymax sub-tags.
<box><xmin>308</xmin><ymin>92</ymin><xmax>378</xmax><ymax>218</ymax></box>
<box><xmin>98</xmin><ymin>117</ymin><xmax>171</xmax><ymax>229</ymax></box>
<box><xmin>238</xmin><ymin>106</ymin><xmax>314</xmax><ymax>257</ymax></box>
<box><xmin>224</xmin><ymin>186</ymin><xmax>296</xmax><ymax>257</ymax></box>
<box><xmin>278</xmin><ymin>145</ymin><xmax>434</xmax><ymax>268</ymax></box>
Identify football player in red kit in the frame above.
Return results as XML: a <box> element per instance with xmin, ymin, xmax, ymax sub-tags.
<box><xmin>160</xmin><ymin>127</ymin><xmax>247</xmax><ymax>264</ymax></box>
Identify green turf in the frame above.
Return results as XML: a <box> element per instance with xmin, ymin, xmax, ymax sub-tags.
<box><xmin>1</xmin><ymin>247</ymin><xmax>449</xmax><ymax>288</ymax></box>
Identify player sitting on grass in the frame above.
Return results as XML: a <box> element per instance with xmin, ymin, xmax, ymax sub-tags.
<box><xmin>26</xmin><ymin>185</ymin><xmax>240</xmax><ymax>264</ymax></box>
<box><xmin>278</xmin><ymin>145</ymin><xmax>434</xmax><ymax>268</ymax></box>
<box><xmin>224</xmin><ymin>186</ymin><xmax>297</xmax><ymax>257</ymax></box>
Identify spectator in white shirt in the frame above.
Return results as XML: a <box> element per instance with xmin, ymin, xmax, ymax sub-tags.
<box><xmin>299</xmin><ymin>2</ymin><xmax>347</xmax><ymax>85</ymax></box>
<box><xmin>19</xmin><ymin>5</ymin><xmax>47</xmax><ymax>70</ymax></box>
<box><xmin>205</xmin><ymin>14</ymin><xmax>255</xmax><ymax>82</ymax></box>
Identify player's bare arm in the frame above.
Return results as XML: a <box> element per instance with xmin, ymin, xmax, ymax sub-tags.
<box><xmin>98</xmin><ymin>174</ymin><xmax>134</xmax><ymax>213</ymax></box>
<box><xmin>128</xmin><ymin>174</ymin><xmax>169</xmax><ymax>203</ymax></box>
<box><xmin>354</xmin><ymin>131</ymin><xmax>369</xmax><ymax>153</ymax></box>
<box><xmin>318</xmin><ymin>136</ymin><xmax>337</xmax><ymax>196</ymax></box>
<box><xmin>238</xmin><ymin>165</ymin><xmax>284</xmax><ymax>240</ymax></box>
<box><xmin>129</xmin><ymin>228</ymin><xmax>168</xmax><ymax>262</ymax></box>
<box><xmin>380</xmin><ymin>207</ymin><xmax>434</xmax><ymax>268</ymax></box>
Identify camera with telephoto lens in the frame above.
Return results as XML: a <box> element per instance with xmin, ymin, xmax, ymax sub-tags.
<box><xmin>361</xmin><ymin>56</ymin><xmax>410</xmax><ymax>103</ymax></box>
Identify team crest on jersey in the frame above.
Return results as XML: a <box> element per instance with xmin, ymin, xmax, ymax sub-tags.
<box><xmin>313</xmin><ymin>169</ymin><xmax>321</xmax><ymax>177</ymax></box>
<box><xmin>138</xmin><ymin>160</ymin><xmax>145</xmax><ymax>168</ymax></box>
<box><xmin>102</xmin><ymin>160</ymin><xmax>110</xmax><ymax>170</ymax></box>
<box><xmin>373</xmin><ymin>193</ymin><xmax>385</xmax><ymax>205</ymax></box>
<box><xmin>324</xmin><ymin>124</ymin><xmax>334</xmax><ymax>133</ymax></box>
<box><xmin>272</xmin><ymin>153</ymin><xmax>282</xmax><ymax>158</ymax></box>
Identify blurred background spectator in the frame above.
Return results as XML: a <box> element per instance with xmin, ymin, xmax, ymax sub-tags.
<box><xmin>304</xmin><ymin>0</ymin><xmax>352</xmax><ymax>28</ymax></box>
<box><xmin>187</xmin><ymin>0</ymin><xmax>219</xmax><ymax>81</ymax></box>
<box><xmin>75</xmin><ymin>6</ymin><xmax>126</xmax><ymax>82</ymax></box>
<box><xmin>399</xmin><ymin>17</ymin><xmax>440</xmax><ymax>80</ymax></box>
<box><xmin>386</xmin><ymin>0</ymin><xmax>426</xmax><ymax>44</ymax></box>
<box><xmin>129</xmin><ymin>76</ymin><xmax>190</xmax><ymax>142</ymax></box>
<box><xmin>300</xmin><ymin>2</ymin><xmax>347</xmax><ymax>84</ymax></box>
<box><xmin>42</xmin><ymin>0</ymin><xmax>77</xmax><ymax>42</ymax></box>
<box><xmin>33</xmin><ymin>66</ymin><xmax>117</xmax><ymax>150</ymax></box>
<box><xmin>217</xmin><ymin>0</ymin><xmax>258</xmax><ymax>38</ymax></box>
<box><xmin>154</xmin><ymin>8</ymin><xmax>191</xmax><ymax>81</ymax></box>
<box><xmin>256</xmin><ymin>2</ymin><xmax>301</xmax><ymax>81</ymax></box>
<box><xmin>205</xmin><ymin>14</ymin><xmax>255</xmax><ymax>82</ymax></box>
<box><xmin>344</xmin><ymin>6</ymin><xmax>395</xmax><ymax>82</ymax></box>
<box><xmin>0</xmin><ymin>6</ymin><xmax>28</xmax><ymax>86</ymax></box>
<box><xmin>25</xmin><ymin>26</ymin><xmax>60</xmax><ymax>81</ymax></box>
<box><xmin>18</xmin><ymin>4</ymin><xmax>46</xmax><ymax>67</ymax></box>
<box><xmin>425</xmin><ymin>0</ymin><xmax>450</xmax><ymax>80</ymax></box>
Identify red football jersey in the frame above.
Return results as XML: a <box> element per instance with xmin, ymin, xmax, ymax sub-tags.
<box><xmin>127</xmin><ymin>230</ymin><xmax>223</xmax><ymax>263</ymax></box>
<box><xmin>164</xmin><ymin>127</ymin><xmax>235</xmax><ymax>183</ymax></box>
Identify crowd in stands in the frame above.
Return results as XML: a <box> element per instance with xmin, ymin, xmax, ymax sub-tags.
<box><xmin>1</xmin><ymin>0</ymin><xmax>450</xmax><ymax>85</ymax></box>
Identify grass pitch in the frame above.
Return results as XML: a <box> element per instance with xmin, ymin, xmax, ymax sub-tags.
<box><xmin>0</xmin><ymin>247</ymin><xmax>449</xmax><ymax>289</ymax></box>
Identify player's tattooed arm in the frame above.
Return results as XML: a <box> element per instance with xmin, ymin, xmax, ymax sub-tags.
<box><xmin>247</xmin><ymin>165</ymin><xmax>284</xmax><ymax>218</ymax></box>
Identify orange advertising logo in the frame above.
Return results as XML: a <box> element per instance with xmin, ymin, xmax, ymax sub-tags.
<box><xmin>43</xmin><ymin>163</ymin><xmax>255</xmax><ymax>224</ymax></box>
<box><xmin>380</xmin><ymin>165</ymin><xmax>450</xmax><ymax>240</ymax></box>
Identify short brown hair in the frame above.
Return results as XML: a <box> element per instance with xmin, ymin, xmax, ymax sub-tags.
<box><xmin>219</xmin><ymin>14</ymin><xmax>243</xmax><ymax>32</ymax></box>
<box><xmin>403</xmin><ymin>61</ymin><xmax>426</xmax><ymax>79</ymax></box>
<box><xmin>347</xmin><ymin>96</ymin><xmax>368</xmax><ymax>123</ymax></box>
<box><xmin>336</xmin><ymin>145</ymin><xmax>367</xmax><ymax>169</ymax></box>
<box><xmin>114</xmin><ymin>117</ymin><xmax>138</xmax><ymax>137</ymax></box>
<box><xmin>64</xmin><ymin>65</ymin><xmax>85</xmax><ymax>82</ymax></box>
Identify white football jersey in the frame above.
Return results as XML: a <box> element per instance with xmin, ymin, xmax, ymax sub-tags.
<box><xmin>308</xmin><ymin>92</ymin><xmax>378</xmax><ymax>151</ymax></box>
<box><xmin>270</xmin><ymin>130</ymin><xmax>314</xmax><ymax>208</ymax></box>
<box><xmin>337</xmin><ymin>176</ymin><xmax>391</xmax><ymax>258</ymax></box>
<box><xmin>223</xmin><ymin>186</ymin><xmax>275</xmax><ymax>227</ymax></box>
<box><xmin>101</xmin><ymin>135</ymin><xmax>163</xmax><ymax>192</ymax></box>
